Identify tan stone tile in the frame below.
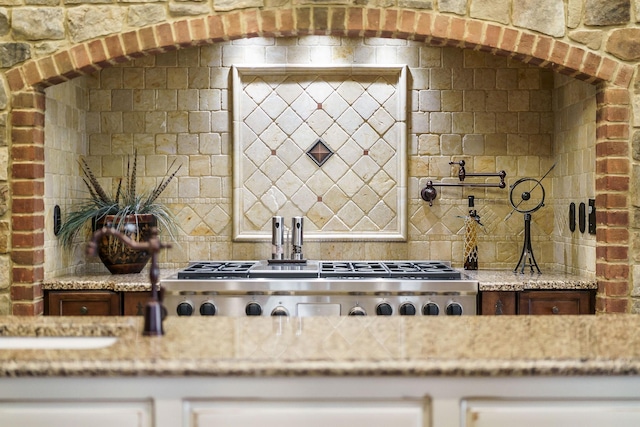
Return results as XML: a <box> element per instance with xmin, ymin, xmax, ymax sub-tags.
<box><xmin>442</xmin><ymin>90</ymin><xmax>463</xmax><ymax>111</ymax></box>
<box><xmin>518</xmin><ymin>112</ymin><xmax>541</xmax><ymax>134</ymax></box>
<box><xmin>462</xmin><ymin>134</ymin><xmax>485</xmax><ymax>155</ymax></box>
<box><xmin>178</xmin><ymin>89</ymin><xmax>198</xmax><ymax>111</ymax></box>
<box><xmin>100</xmin><ymin>112</ymin><xmax>122</xmax><ymax>133</ymax></box>
<box><xmin>132</xmin><ymin>89</ymin><xmax>155</xmax><ymax>111</ymax></box>
<box><xmin>431</xmin><ymin>68</ymin><xmax>452</xmax><ymax>90</ymax></box>
<box><xmin>441</xmin><ymin>134</ymin><xmax>462</xmax><ymax>155</ymax></box>
<box><xmin>474</xmin><ymin>112</ymin><xmax>496</xmax><ymax>133</ymax></box>
<box><xmin>430</xmin><ymin>112</ymin><xmax>452</xmax><ymax>133</ymax></box>
<box><xmin>496</xmin><ymin>68</ymin><xmax>518</xmax><ymax>90</ymax></box>
<box><xmin>464</xmin><ymin>90</ymin><xmax>486</xmax><ymax>111</ymax></box>
<box><xmin>177</xmin><ymin>133</ymin><xmax>198</xmax><ymax>154</ymax></box>
<box><xmin>475</xmin><ymin>68</ymin><xmax>496</xmax><ymax>89</ymax></box>
<box><xmin>518</xmin><ymin>68</ymin><xmax>541</xmax><ymax>90</ymax></box>
<box><xmin>508</xmin><ymin>90</ymin><xmax>529</xmax><ymax>111</ymax></box>
<box><xmin>100</xmin><ymin>68</ymin><xmax>123</xmax><ymax>90</ymax></box>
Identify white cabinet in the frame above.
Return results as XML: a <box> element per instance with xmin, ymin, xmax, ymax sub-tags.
<box><xmin>464</xmin><ymin>399</ymin><xmax>640</xmax><ymax>427</ymax></box>
<box><xmin>186</xmin><ymin>400</ymin><xmax>425</xmax><ymax>427</ymax></box>
<box><xmin>0</xmin><ymin>400</ymin><xmax>152</xmax><ymax>427</ymax></box>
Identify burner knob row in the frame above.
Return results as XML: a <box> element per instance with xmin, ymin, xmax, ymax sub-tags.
<box><xmin>177</xmin><ymin>301</ymin><xmax>217</xmax><ymax>316</ymax></box>
<box><xmin>176</xmin><ymin>301</ymin><xmax>464</xmax><ymax>316</ymax></box>
<box><xmin>348</xmin><ymin>302</ymin><xmax>464</xmax><ymax>316</ymax></box>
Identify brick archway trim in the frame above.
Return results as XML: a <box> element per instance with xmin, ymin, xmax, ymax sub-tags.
<box><xmin>4</xmin><ymin>8</ymin><xmax>634</xmax><ymax>91</ymax></box>
<box><xmin>5</xmin><ymin>6</ymin><xmax>633</xmax><ymax>314</ymax></box>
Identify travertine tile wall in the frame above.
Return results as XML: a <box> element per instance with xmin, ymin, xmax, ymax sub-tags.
<box><xmin>43</xmin><ymin>79</ymin><xmax>88</xmax><ymax>278</ymax></box>
<box><xmin>551</xmin><ymin>74</ymin><xmax>597</xmax><ymax>275</ymax></box>
<box><xmin>43</xmin><ymin>36</ymin><xmax>596</xmax><ymax>276</ymax></box>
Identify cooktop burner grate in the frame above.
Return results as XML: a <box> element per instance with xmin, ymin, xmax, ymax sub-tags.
<box><xmin>319</xmin><ymin>261</ymin><xmax>389</xmax><ymax>278</ymax></box>
<box><xmin>177</xmin><ymin>261</ymin><xmax>257</xmax><ymax>279</ymax></box>
<box><xmin>175</xmin><ymin>260</ymin><xmax>463</xmax><ymax>280</ymax></box>
<box><xmin>384</xmin><ymin>261</ymin><xmax>461</xmax><ymax>280</ymax></box>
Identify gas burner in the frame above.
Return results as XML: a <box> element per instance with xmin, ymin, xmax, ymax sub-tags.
<box><xmin>178</xmin><ymin>261</ymin><xmax>256</xmax><ymax>279</ymax></box>
<box><xmin>320</xmin><ymin>261</ymin><xmax>389</xmax><ymax>278</ymax></box>
<box><xmin>384</xmin><ymin>261</ymin><xmax>461</xmax><ymax>280</ymax></box>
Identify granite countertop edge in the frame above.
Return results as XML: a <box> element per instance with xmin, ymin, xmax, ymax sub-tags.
<box><xmin>2</xmin><ymin>359</ymin><xmax>639</xmax><ymax>378</ymax></box>
<box><xmin>0</xmin><ymin>315</ymin><xmax>637</xmax><ymax>378</ymax></box>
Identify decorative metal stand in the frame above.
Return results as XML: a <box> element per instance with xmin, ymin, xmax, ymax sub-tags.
<box><xmin>421</xmin><ymin>160</ymin><xmax>506</xmax><ymax>206</ymax></box>
<box><xmin>507</xmin><ymin>163</ymin><xmax>555</xmax><ymax>274</ymax></box>
<box><xmin>515</xmin><ymin>212</ymin><xmax>539</xmax><ymax>274</ymax></box>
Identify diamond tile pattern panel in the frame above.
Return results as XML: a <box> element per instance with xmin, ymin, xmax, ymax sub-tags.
<box><xmin>234</xmin><ymin>66</ymin><xmax>407</xmax><ymax>240</ymax></box>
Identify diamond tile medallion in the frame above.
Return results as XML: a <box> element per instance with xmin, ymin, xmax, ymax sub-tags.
<box><xmin>307</xmin><ymin>139</ymin><xmax>333</xmax><ymax>166</ymax></box>
<box><xmin>232</xmin><ymin>65</ymin><xmax>408</xmax><ymax>241</ymax></box>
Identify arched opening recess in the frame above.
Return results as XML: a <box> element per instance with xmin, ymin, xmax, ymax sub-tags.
<box><xmin>6</xmin><ymin>8</ymin><xmax>631</xmax><ymax>315</ymax></box>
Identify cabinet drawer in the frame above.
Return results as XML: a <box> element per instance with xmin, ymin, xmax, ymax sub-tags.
<box><xmin>518</xmin><ymin>290</ymin><xmax>594</xmax><ymax>315</ymax></box>
<box><xmin>186</xmin><ymin>400</ymin><xmax>425</xmax><ymax>427</ymax></box>
<box><xmin>464</xmin><ymin>399</ymin><xmax>640</xmax><ymax>427</ymax></box>
<box><xmin>0</xmin><ymin>400</ymin><xmax>151</xmax><ymax>427</ymax></box>
<box><xmin>45</xmin><ymin>291</ymin><xmax>121</xmax><ymax>316</ymax></box>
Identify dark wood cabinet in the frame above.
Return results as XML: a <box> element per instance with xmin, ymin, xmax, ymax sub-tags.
<box><xmin>122</xmin><ymin>291</ymin><xmax>153</xmax><ymax>316</ymax></box>
<box><xmin>480</xmin><ymin>291</ymin><xmax>517</xmax><ymax>315</ymax></box>
<box><xmin>480</xmin><ymin>290</ymin><xmax>595</xmax><ymax>315</ymax></box>
<box><xmin>518</xmin><ymin>290</ymin><xmax>594</xmax><ymax>315</ymax></box>
<box><xmin>45</xmin><ymin>290</ymin><xmax>121</xmax><ymax>316</ymax></box>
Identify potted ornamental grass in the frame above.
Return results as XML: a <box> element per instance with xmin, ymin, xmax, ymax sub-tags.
<box><xmin>58</xmin><ymin>152</ymin><xmax>181</xmax><ymax>274</ymax></box>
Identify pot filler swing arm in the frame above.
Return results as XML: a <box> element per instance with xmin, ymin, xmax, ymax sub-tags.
<box><xmin>420</xmin><ymin>160</ymin><xmax>507</xmax><ymax>206</ymax></box>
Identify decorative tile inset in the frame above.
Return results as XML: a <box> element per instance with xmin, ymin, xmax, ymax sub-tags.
<box><xmin>307</xmin><ymin>138</ymin><xmax>334</xmax><ymax>166</ymax></box>
<box><xmin>232</xmin><ymin>65</ymin><xmax>408</xmax><ymax>241</ymax></box>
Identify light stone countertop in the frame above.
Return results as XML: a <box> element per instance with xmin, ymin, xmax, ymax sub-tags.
<box><xmin>42</xmin><ymin>268</ymin><xmax>597</xmax><ymax>292</ymax></box>
<box><xmin>0</xmin><ymin>315</ymin><xmax>638</xmax><ymax>377</ymax></box>
<box><xmin>464</xmin><ymin>270</ymin><xmax>598</xmax><ymax>291</ymax></box>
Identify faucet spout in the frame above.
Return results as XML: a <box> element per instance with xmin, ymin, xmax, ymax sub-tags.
<box><xmin>88</xmin><ymin>225</ymin><xmax>171</xmax><ymax>336</ymax></box>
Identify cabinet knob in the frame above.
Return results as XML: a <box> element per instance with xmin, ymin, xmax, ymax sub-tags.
<box><xmin>80</xmin><ymin>306</ymin><xmax>88</xmax><ymax>315</ymax></box>
<box><xmin>552</xmin><ymin>306</ymin><xmax>559</xmax><ymax>315</ymax></box>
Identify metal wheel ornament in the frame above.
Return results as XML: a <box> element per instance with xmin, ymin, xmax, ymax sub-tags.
<box><xmin>509</xmin><ymin>177</ymin><xmax>546</xmax><ymax>215</ymax></box>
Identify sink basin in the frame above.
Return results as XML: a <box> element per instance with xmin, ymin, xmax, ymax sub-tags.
<box><xmin>0</xmin><ymin>336</ymin><xmax>117</xmax><ymax>350</ymax></box>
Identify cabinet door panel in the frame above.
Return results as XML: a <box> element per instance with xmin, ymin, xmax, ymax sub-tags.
<box><xmin>480</xmin><ymin>292</ymin><xmax>516</xmax><ymax>315</ymax></box>
<box><xmin>123</xmin><ymin>292</ymin><xmax>152</xmax><ymax>316</ymax></box>
<box><xmin>188</xmin><ymin>400</ymin><xmax>424</xmax><ymax>427</ymax></box>
<box><xmin>46</xmin><ymin>291</ymin><xmax>121</xmax><ymax>316</ymax></box>
<box><xmin>465</xmin><ymin>399</ymin><xmax>640</xmax><ymax>427</ymax></box>
<box><xmin>0</xmin><ymin>400</ymin><xmax>151</xmax><ymax>427</ymax></box>
<box><xmin>518</xmin><ymin>291</ymin><xmax>594</xmax><ymax>315</ymax></box>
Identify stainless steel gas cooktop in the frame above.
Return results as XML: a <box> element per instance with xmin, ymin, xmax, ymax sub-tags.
<box><xmin>161</xmin><ymin>260</ymin><xmax>478</xmax><ymax>317</ymax></box>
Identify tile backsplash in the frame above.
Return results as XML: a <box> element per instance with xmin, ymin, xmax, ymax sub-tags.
<box><xmin>43</xmin><ymin>36</ymin><xmax>596</xmax><ymax>278</ymax></box>
<box><xmin>232</xmin><ymin>64</ymin><xmax>407</xmax><ymax>241</ymax></box>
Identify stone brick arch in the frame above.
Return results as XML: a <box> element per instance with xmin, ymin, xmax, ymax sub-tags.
<box><xmin>5</xmin><ymin>6</ymin><xmax>633</xmax><ymax>314</ymax></box>
<box><xmin>4</xmin><ymin>8</ymin><xmax>635</xmax><ymax>92</ymax></box>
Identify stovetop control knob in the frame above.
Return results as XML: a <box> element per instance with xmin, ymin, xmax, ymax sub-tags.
<box><xmin>399</xmin><ymin>302</ymin><xmax>416</xmax><ymax>316</ymax></box>
<box><xmin>271</xmin><ymin>306</ymin><xmax>289</xmax><ymax>316</ymax></box>
<box><xmin>176</xmin><ymin>301</ymin><xmax>194</xmax><ymax>316</ymax></box>
<box><xmin>199</xmin><ymin>302</ymin><xmax>217</xmax><ymax>316</ymax></box>
<box><xmin>446</xmin><ymin>302</ymin><xmax>463</xmax><ymax>316</ymax></box>
<box><xmin>348</xmin><ymin>306</ymin><xmax>366</xmax><ymax>316</ymax></box>
<box><xmin>376</xmin><ymin>302</ymin><xmax>393</xmax><ymax>316</ymax></box>
<box><xmin>245</xmin><ymin>302</ymin><xmax>262</xmax><ymax>316</ymax></box>
<box><xmin>422</xmin><ymin>302</ymin><xmax>440</xmax><ymax>316</ymax></box>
